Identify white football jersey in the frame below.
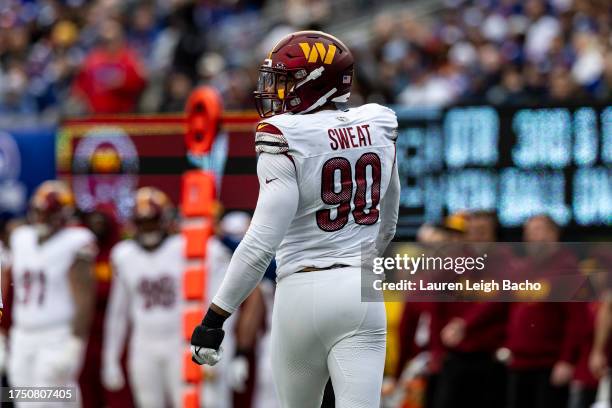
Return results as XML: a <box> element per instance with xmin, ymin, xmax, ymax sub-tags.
<box><xmin>10</xmin><ymin>225</ymin><xmax>95</xmax><ymax>330</ymax></box>
<box><xmin>110</xmin><ymin>235</ymin><xmax>185</xmax><ymax>337</ymax></box>
<box><xmin>255</xmin><ymin>103</ymin><xmax>398</xmax><ymax>278</ymax></box>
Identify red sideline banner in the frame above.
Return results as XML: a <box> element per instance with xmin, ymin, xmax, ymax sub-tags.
<box><xmin>56</xmin><ymin>112</ymin><xmax>260</xmax><ymax>219</ymax></box>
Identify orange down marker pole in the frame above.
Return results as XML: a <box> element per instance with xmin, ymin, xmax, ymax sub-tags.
<box><xmin>180</xmin><ymin>86</ymin><xmax>223</xmax><ymax>408</ymax></box>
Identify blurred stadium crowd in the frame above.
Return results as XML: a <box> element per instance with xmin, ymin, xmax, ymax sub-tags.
<box><xmin>1</xmin><ymin>0</ymin><xmax>611</xmax><ymax>115</ymax></box>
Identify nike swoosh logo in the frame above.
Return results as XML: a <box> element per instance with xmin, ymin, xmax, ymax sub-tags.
<box><xmin>265</xmin><ymin>177</ymin><xmax>278</xmax><ymax>184</ymax></box>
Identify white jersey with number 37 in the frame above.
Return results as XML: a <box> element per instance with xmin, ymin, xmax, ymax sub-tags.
<box><xmin>255</xmin><ymin>103</ymin><xmax>398</xmax><ymax>278</ymax></box>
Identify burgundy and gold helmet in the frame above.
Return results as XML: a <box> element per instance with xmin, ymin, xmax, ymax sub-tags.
<box><xmin>29</xmin><ymin>180</ymin><xmax>75</xmax><ymax>236</ymax></box>
<box><xmin>132</xmin><ymin>187</ymin><xmax>174</xmax><ymax>248</ymax></box>
<box><xmin>30</xmin><ymin>180</ymin><xmax>75</xmax><ymax>220</ymax></box>
<box><xmin>254</xmin><ymin>31</ymin><xmax>354</xmax><ymax>118</ymax></box>
<box><xmin>132</xmin><ymin>187</ymin><xmax>173</xmax><ymax>222</ymax></box>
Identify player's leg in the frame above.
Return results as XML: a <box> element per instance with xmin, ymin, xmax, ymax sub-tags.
<box><xmin>315</xmin><ymin>267</ymin><xmax>386</xmax><ymax>408</ymax></box>
<box><xmin>162</xmin><ymin>339</ymin><xmax>184</xmax><ymax>408</ymax></box>
<box><xmin>127</xmin><ymin>339</ymin><xmax>165</xmax><ymax>408</ymax></box>
<box><xmin>326</xmin><ymin>303</ymin><xmax>386</xmax><ymax>408</ymax></box>
<box><xmin>253</xmin><ymin>333</ymin><xmax>279</xmax><ymax>408</ymax></box>
<box><xmin>7</xmin><ymin>329</ymin><xmax>40</xmax><ymax>408</ymax></box>
<box><xmin>271</xmin><ymin>273</ymin><xmax>330</xmax><ymax>408</ymax></box>
<box><xmin>34</xmin><ymin>328</ymin><xmax>84</xmax><ymax>408</ymax></box>
<box><xmin>507</xmin><ymin>368</ymin><xmax>536</xmax><ymax>408</ymax></box>
<box><xmin>7</xmin><ymin>328</ymin><xmax>35</xmax><ymax>387</ymax></box>
<box><xmin>201</xmin><ymin>356</ymin><xmax>233</xmax><ymax>408</ymax></box>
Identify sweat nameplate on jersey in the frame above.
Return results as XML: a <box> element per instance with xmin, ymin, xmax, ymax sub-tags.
<box><xmin>328</xmin><ymin>124</ymin><xmax>372</xmax><ymax>150</ymax></box>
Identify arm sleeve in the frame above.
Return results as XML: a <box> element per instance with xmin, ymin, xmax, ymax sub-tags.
<box><xmin>376</xmin><ymin>158</ymin><xmax>400</xmax><ymax>256</ymax></box>
<box><xmin>102</xmin><ymin>261</ymin><xmax>130</xmax><ymax>369</ymax></box>
<box><xmin>212</xmin><ymin>153</ymin><xmax>299</xmax><ymax>314</ymax></box>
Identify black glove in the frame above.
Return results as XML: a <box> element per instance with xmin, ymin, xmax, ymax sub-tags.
<box><xmin>190</xmin><ymin>309</ymin><xmax>227</xmax><ymax>366</ymax></box>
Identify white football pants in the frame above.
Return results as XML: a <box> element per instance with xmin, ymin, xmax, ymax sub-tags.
<box><xmin>128</xmin><ymin>335</ymin><xmax>182</xmax><ymax>408</ymax></box>
<box><xmin>8</xmin><ymin>326</ymin><xmax>82</xmax><ymax>408</ymax></box>
<box><xmin>271</xmin><ymin>267</ymin><xmax>386</xmax><ymax>408</ymax></box>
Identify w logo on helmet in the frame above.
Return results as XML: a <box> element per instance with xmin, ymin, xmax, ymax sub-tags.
<box><xmin>299</xmin><ymin>42</ymin><xmax>337</xmax><ymax>64</ymax></box>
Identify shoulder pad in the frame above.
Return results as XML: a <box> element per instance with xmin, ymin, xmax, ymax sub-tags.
<box><xmin>165</xmin><ymin>234</ymin><xmax>185</xmax><ymax>251</ymax></box>
<box><xmin>76</xmin><ymin>241</ymin><xmax>98</xmax><ymax>261</ymax></box>
<box><xmin>66</xmin><ymin>226</ymin><xmax>96</xmax><ymax>247</ymax></box>
<box><xmin>255</xmin><ymin>122</ymin><xmax>289</xmax><ymax>154</ymax></box>
<box><xmin>377</xmin><ymin>105</ymin><xmax>398</xmax><ymax>141</ymax></box>
<box><xmin>390</xmin><ymin>127</ymin><xmax>398</xmax><ymax>141</ymax></box>
<box><xmin>10</xmin><ymin>225</ymin><xmax>33</xmax><ymax>248</ymax></box>
<box><xmin>110</xmin><ymin>240</ymin><xmax>134</xmax><ymax>263</ymax></box>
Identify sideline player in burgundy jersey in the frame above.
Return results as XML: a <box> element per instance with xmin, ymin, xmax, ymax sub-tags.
<box><xmin>191</xmin><ymin>31</ymin><xmax>400</xmax><ymax>407</ymax></box>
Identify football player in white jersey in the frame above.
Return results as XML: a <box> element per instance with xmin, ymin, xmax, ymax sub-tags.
<box><xmin>8</xmin><ymin>181</ymin><xmax>97</xmax><ymax>405</ymax></box>
<box><xmin>101</xmin><ymin>187</ymin><xmax>184</xmax><ymax>408</ymax></box>
<box><xmin>190</xmin><ymin>31</ymin><xmax>400</xmax><ymax>407</ymax></box>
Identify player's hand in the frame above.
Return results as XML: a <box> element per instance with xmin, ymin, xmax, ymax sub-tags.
<box><xmin>589</xmin><ymin>349</ymin><xmax>608</xmax><ymax>379</ymax></box>
<box><xmin>550</xmin><ymin>361</ymin><xmax>574</xmax><ymax>386</ymax></box>
<box><xmin>381</xmin><ymin>377</ymin><xmax>396</xmax><ymax>397</ymax></box>
<box><xmin>441</xmin><ymin>318</ymin><xmax>466</xmax><ymax>348</ymax></box>
<box><xmin>192</xmin><ymin>307</ymin><xmax>229</xmax><ymax>366</ymax></box>
<box><xmin>102</xmin><ymin>361</ymin><xmax>125</xmax><ymax>391</ymax></box>
<box><xmin>228</xmin><ymin>354</ymin><xmax>249</xmax><ymax>392</ymax></box>
<box><xmin>49</xmin><ymin>336</ymin><xmax>84</xmax><ymax>382</ymax></box>
<box><xmin>190</xmin><ymin>325</ymin><xmax>225</xmax><ymax>366</ymax></box>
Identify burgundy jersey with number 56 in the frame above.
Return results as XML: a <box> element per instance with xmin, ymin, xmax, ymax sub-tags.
<box><xmin>254</xmin><ymin>103</ymin><xmax>397</xmax><ymax>279</ymax></box>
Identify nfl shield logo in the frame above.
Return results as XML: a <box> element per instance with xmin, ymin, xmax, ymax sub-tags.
<box><xmin>343</xmin><ymin>75</ymin><xmax>351</xmax><ymax>84</ymax></box>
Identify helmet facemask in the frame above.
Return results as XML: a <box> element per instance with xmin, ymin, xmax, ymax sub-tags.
<box><xmin>134</xmin><ymin>213</ymin><xmax>170</xmax><ymax>250</ymax></box>
<box><xmin>29</xmin><ymin>182</ymin><xmax>74</xmax><ymax>240</ymax></box>
<box><xmin>131</xmin><ymin>186</ymin><xmax>174</xmax><ymax>250</ymax></box>
<box><xmin>254</xmin><ymin>65</ymin><xmax>302</xmax><ymax>118</ymax></box>
<box><xmin>29</xmin><ymin>206</ymin><xmax>72</xmax><ymax>240</ymax></box>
